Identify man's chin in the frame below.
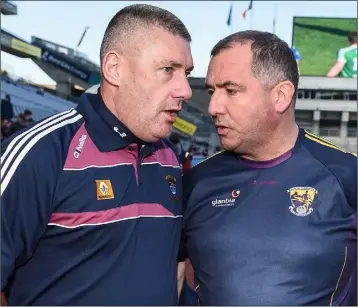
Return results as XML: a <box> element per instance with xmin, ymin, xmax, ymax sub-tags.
<box><xmin>219</xmin><ymin>137</ymin><xmax>237</xmax><ymax>152</ymax></box>
<box><xmin>146</xmin><ymin>128</ymin><xmax>172</xmax><ymax>143</ymax></box>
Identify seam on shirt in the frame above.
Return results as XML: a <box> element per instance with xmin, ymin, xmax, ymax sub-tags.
<box><xmin>302</xmin><ymin>145</ymin><xmax>356</xmax><ymax>214</ymax></box>
<box><xmin>330</xmin><ymin>246</ymin><xmax>347</xmax><ymax>306</ymax></box>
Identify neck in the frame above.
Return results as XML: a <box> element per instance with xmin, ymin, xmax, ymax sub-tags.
<box><xmin>100</xmin><ymin>84</ymin><xmax>118</xmax><ymax>119</ymax></box>
<box><xmin>240</xmin><ymin>121</ymin><xmax>299</xmax><ymax>161</ymax></box>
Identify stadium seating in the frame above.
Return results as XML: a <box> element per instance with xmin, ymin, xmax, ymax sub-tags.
<box><xmin>1</xmin><ymin>79</ymin><xmax>76</xmax><ymax>121</ymax></box>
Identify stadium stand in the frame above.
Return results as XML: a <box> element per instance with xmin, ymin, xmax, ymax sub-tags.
<box><xmin>1</xmin><ymin>77</ymin><xmax>76</xmax><ymax>122</ymax></box>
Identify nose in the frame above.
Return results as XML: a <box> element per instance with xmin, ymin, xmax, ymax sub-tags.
<box><xmin>208</xmin><ymin>91</ymin><xmax>225</xmax><ymax>117</ymax></box>
<box><xmin>174</xmin><ymin>77</ymin><xmax>192</xmax><ymax>101</ymax></box>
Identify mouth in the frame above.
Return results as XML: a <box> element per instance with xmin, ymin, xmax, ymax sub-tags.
<box><xmin>163</xmin><ymin>110</ymin><xmax>180</xmax><ymax>123</ymax></box>
<box><xmin>215</xmin><ymin>124</ymin><xmax>230</xmax><ymax>135</ymax></box>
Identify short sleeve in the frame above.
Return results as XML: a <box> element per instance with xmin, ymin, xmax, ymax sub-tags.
<box><xmin>337</xmin><ymin>48</ymin><xmax>347</xmax><ymax>63</ymax></box>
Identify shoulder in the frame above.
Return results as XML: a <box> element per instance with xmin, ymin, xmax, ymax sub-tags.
<box><xmin>337</xmin><ymin>46</ymin><xmax>350</xmax><ymax>58</ymax></box>
<box><xmin>302</xmin><ymin>129</ymin><xmax>356</xmax><ymax>167</ymax></box>
<box><xmin>301</xmin><ymin>130</ymin><xmax>357</xmax><ymax>209</ymax></box>
<box><xmin>183</xmin><ymin>150</ymin><xmax>233</xmax><ymax>186</ymax></box>
<box><xmin>1</xmin><ymin>109</ymin><xmax>83</xmax><ymax>190</ymax></box>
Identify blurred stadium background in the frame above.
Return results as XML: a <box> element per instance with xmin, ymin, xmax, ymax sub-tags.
<box><xmin>1</xmin><ymin>0</ymin><xmax>357</xmax><ymax>165</ymax></box>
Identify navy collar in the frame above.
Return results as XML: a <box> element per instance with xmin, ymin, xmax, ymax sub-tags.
<box><xmin>76</xmin><ymin>88</ymin><xmax>145</xmax><ymax>152</ymax></box>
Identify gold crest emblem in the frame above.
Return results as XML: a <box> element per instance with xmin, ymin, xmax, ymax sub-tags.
<box><xmin>287</xmin><ymin>187</ymin><xmax>318</xmax><ymax>217</ymax></box>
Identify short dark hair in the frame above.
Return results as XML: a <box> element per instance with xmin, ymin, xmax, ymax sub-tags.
<box><xmin>100</xmin><ymin>4</ymin><xmax>191</xmax><ymax>68</ymax></box>
<box><xmin>211</xmin><ymin>30</ymin><xmax>299</xmax><ymax>106</ymax></box>
<box><xmin>348</xmin><ymin>31</ymin><xmax>357</xmax><ymax>44</ymax></box>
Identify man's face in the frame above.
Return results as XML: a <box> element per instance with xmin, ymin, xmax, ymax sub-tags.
<box><xmin>115</xmin><ymin>27</ymin><xmax>193</xmax><ymax>143</ymax></box>
<box><xmin>2</xmin><ymin>119</ymin><xmax>11</xmax><ymax>128</ymax></box>
<box><xmin>206</xmin><ymin>43</ymin><xmax>277</xmax><ymax>153</ymax></box>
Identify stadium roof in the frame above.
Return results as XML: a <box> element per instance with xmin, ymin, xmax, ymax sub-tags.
<box><xmin>1</xmin><ymin>0</ymin><xmax>17</xmax><ymax>15</ymax></box>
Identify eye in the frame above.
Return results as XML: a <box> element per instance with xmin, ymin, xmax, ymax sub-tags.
<box><xmin>226</xmin><ymin>89</ymin><xmax>237</xmax><ymax>96</ymax></box>
<box><xmin>207</xmin><ymin>90</ymin><xmax>214</xmax><ymax>96</ymax></box>
<box><xmin>162</xmin><ymin>67</ymin><xmax>174</xmax><ymax>74</ymax></box>
<box><xmin>185</xmin><ymin>71</ymin><xmax>191</xmax><ymax>77</ymax></box>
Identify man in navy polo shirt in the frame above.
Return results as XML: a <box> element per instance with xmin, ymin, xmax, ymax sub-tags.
<box><xmin>1</xmin><ymin>4</ymin><xmax>193</xmax><ymax>305</ymax></box>
<box><xmin>181</xmin><ymin>31</ymin><xmax>357</xmax><ymax>305</ymax></box>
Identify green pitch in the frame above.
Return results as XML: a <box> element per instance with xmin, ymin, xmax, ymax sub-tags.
<box><xmin>292</xmin><ymin>17</ymin><xmax>357</xmax><ymax>76</ymax></box>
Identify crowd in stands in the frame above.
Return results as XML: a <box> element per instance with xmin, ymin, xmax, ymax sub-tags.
<box><xmin>1</xmin><ymin>94</ymin><xmax>34</xmax><ymax>141</ymax></box>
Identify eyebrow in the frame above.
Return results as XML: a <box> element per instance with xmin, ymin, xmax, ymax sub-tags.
<box><xmin>205</xmin><ymin>81</ymin><xmax>246</xmax><ymax>91</ymax></box>
<box><xmin>160</xmin><ymin>60</ymin><xmax>194</xmax><ymax>72</ymax></box>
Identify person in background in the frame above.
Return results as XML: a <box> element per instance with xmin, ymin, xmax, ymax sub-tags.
<box><xmin>10</xmin><ymin>113</ymin><xmax>27</xmax><ymax>135</ymax></box>
<box><xmin>23</xmin><ymin>109</ymin><xmax>34</xmax><ymax>125</ymax></box>
<box><xmin>291</xmin><ymin>46</ymin><xmax>301</xmax><ymax>74</ymax></box>
<box><xmin>327</xmin><ymin>31</ymin><xmax>357</xmax><ymax>78</ymax></box>
<box><xmin>1</xmin><ymin>118</ymin><xmax>13</xmax><ymax>140</ymax></box>
<box><xmin>170</xmin><ymin>133</ymin><xmax>192</xmax><ymax>174</ymax></box>
<box><xmin>1</xmin><ymin>95</ymin><xmax>14</xmax><ymax>121</ymax></box>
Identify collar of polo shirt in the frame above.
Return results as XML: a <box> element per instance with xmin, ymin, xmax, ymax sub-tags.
<box><xmin>77</xmin><ymin>87</ymin><xmax>151</xmax><ymax>152</ymax></box>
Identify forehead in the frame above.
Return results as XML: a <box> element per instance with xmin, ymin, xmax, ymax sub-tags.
<box><xmin>140</xmin><ymin>27</ymin><xmax>193</xmax><ymax>68</ymax></box>
<box><xmin>207</xmin><ymin>43</ymin><xmax>254</xmax><ymax>83</ymax></box>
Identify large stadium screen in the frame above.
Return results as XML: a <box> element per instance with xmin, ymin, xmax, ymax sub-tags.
<box><xmin>292</xmin><ymin>17</ymin><xmax>357</xmax><ymax>76</ymax></box>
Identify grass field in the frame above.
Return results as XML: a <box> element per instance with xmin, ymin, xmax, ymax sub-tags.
<box><xmin>292</xmin><ymin>17</ymin><xmax>357</xmax><ymax>76</ymax></box>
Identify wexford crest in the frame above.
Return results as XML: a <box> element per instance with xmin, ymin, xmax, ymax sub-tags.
<box><xmin>287</xmin><ymin>187</ymin><xmax>318</xmax><ymax>217</ymax></box>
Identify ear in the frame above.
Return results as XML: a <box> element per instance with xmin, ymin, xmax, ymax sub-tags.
<box><xmin>272</xmin><ymin>81</ymin><xmax>295</xmax><ymax>114</ymax></box>
<box><xmin>101</xmin><ymin>50</ymin><xmax>123</xmax><ymax>87</ymax></box>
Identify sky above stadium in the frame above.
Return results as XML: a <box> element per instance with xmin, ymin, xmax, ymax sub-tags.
<box><xmin>1</xmin><ymin>0</ymin><xmax>357</xmax><ymax>85</ymax></box>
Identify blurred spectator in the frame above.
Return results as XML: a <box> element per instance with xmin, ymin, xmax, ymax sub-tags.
<box><xmin>1</xmin><ymin>94</ymin><xmax>14</xmax><ymax>121</ymax></box>
<box><xmin>291</xmin><ymin>47</ymin><xmax>301</xmax><ymax>74</ymax></box>
<box><xmin>327</xmin><ymin>31</ymin><xmax>357</xmax><ymax>78</ymax></box>
<box><xmin>23</xmin><ymin>109</ymin><xmax>34</xmax><ymax>125</ymax></box>
<box><xmin>188</xmin><ymin>143</ymin><xmax>201</xmax><ymax>155</ymax></box>
<box><xmin>0</xmin><ymin>109</ymin><xmax>34</xmax><ymax>141</ymax></box>
<box><xmin>1</xmin><ymin>118</ymin><xmax>14</xmax><ymax>140</ymax></box>
<box><xmin>170</xmin><ymin>134</ymin><xmax>192</xmax><ymax>174</ymax></box>
<box><xmin>202</xmin><ymin>147</ymin><xmax>208</xmax><ymax>157</ymax></box>
<box><xmin>11</xmin><ymin>113</ymin><xmax>27</xmax><ymax>134</ymax></box>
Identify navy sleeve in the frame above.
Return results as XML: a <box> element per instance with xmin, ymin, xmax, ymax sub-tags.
<box><xmin>331</xmin><ymin>153</ymin><xmax>357</xmax><ymax>212</ymax></box>
<box><xmin>1</xmin><ymin>133</ymin><xmax>61</xmax><ymax>290</ymax></box>
<box><xmin>304</xmin><ymin>138</ymin><xmax>358</xmax><ymax>212</ymax></box>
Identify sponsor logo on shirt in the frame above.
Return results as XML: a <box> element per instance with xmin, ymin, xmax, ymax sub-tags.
<box><xmin>212</xmin><ymin>189</ymin><xmax>240</xmax><ymax>207</ymax></box>
<box><xmin>113</xmin><ymin>126</ymin><xmax>127</xmax><ymax>138</ymax></box>
<box><xmin>96</xmin><ymin>180</ymin><xmax>115</xmax><ymax>200</ymax></box>
<box><xmin>288</xmin><ymin>187</ymin><xmax>318</xmax><ymax>217</ymax></box>
<box><xmin>74</xmin><ymin>134</ymin><xmax>87</xmax><ymax>158</ymax></box>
